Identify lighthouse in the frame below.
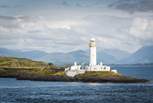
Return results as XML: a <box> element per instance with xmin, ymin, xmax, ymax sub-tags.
<box><xmin>89</xmin><ymin>38</ymin><xmax>97</xmax><ymax>66</ymax></box>
<box><xmin>64</xmin><ymin>38</ymin><xmax>118</xmax><ymax>77</ymax></box>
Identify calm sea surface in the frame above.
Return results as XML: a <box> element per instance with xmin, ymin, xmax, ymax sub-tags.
<box><xmin>0</xmin><ymin>66</ymin><xmax>153</xmax><ymax>103</ymax></box>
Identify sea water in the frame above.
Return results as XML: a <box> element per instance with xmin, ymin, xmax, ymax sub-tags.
<box><xmin>0</xmin><ymin>66</ymin><xmax>153</xmax><ymax>103</ymax></box>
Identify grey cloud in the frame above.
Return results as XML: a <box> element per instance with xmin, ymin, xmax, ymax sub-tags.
<box><xmin>61</xmin><ymin>0</ymin><xmax>117</xmax><ymax>8</ymax></box>
<box><xmin>0</xmin><ymin>0</ymin><xmax>153</xmax><ymax>53</ymax></box>
<box><xmin>110</xmin><ymin>0</ymin><xmax>153</xmax><ymax>13</ymax></box>
<box><xmin>0</xmin><ymin>4</ymin><xmax>21</xmax><ymax>9</ymax></box>
<box><xmin>0</xmin><ymin>15</ymin><xmax>87</xmax><ymax>52</ymax></box>
<box><xmin>0</xmin><ymin>15</ymin><xmax>16</xmax><ymax>20</ymax></box>
<box><xmin>0</xmin><ymin>15</ymin><xmax>42</xmax><ymax>33</ymax></box>
<box><xmin>74</xmin><ymin>14</ymin><xmax>153</xmax><ymax>52</ymax></box>
<box><xmin>0</xmin><ymin>5</ymin><xmax>9</xmax><ymax>8</ymax></box>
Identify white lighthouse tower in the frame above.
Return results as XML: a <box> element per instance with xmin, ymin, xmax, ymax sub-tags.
<box><xmin>64</xmin><ymin>38</ymin><xmax>118</xmax><ymax>77</ymax></box>
<box><xmin>89</xmin><ymin>38</ymin><xmax>97</xmax><ymax>66</ymax></box>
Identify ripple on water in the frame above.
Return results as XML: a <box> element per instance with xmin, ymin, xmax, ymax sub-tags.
<box><xmin>0</xmin><ymin>78</ymin><xmax>153</xmax><ymax>103</ymax></box>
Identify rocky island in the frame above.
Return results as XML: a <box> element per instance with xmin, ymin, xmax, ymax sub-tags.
<box><xmin>0</xmin><ymin>56</ymin><xmax>148</xmax><ymax>83</ymax></box>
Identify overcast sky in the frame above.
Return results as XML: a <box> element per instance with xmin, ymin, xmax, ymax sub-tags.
<box><xmin>0</xmin><ymin>0</ymin><xmax>153</xmax><ymax>53</ymax></box>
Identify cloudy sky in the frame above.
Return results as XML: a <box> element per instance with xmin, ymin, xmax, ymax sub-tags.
<box><xmin>0</xmin><ymin>0</ymin><xmax>153</xmax><ymax>53</ymax></box>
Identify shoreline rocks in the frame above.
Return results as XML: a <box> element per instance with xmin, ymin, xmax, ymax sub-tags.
<box><xmin>15</xmin><ymin>71</ymin><xmax>149</xmax><ymax>83</ymax></box>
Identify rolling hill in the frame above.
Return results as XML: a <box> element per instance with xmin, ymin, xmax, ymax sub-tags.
<box><xmin>0</xmin><ymin>56</ymin><xmax>49</xmax><ymax>68</ymax></box>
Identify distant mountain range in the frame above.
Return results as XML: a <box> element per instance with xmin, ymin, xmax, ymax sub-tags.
<box><xmin>0</xmin><ymin>45</ymin><xmax>153</xmax><ymax>65</ymax></box>
<box><xmin>120</xmin><ymin>45</ymin><xmax>153</xmax><ymax>64</ymax></box>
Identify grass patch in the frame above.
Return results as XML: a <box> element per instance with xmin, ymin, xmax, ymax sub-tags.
<box><xmin>76</xmin><ymin>71</ymin><xmax>121</xmax><ymax>78</ymax></box>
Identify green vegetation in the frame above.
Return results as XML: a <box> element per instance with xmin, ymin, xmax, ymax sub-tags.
<box><xmin>0</xmin><ymin>56</ymin><xmax>149</xmax><ymax>83</ymax></box>
<box><xmin>0</xmin><ymin>56</ymin><xmax>60</xmax><ymax>77</ymax></box>
<box><xmin>0</xmin><ymin>56</ymin><xmax>50</xmax><ymax>68</ymax></box>
<box><xmin>76</xmin><ymin>71</ymin><xmax>121</xmax><ymax>78</ymax></box>
<box><xmin>75</xmin><ymin>71</ymin><xmax>148</xmax><ymax>83</ymax></box>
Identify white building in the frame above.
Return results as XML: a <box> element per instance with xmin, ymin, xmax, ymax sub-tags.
<box><xmin>65</xmin><ymin>62</ymin><xmax>85</xmax><ymax>77</ymax></box>
<box><xmin>65</xmin><ymin>38</ymin><xmax>118</xmax><ymax>77</ymax></box>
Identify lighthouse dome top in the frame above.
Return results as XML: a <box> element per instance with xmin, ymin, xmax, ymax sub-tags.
<box><xmin>90</xmin><ymin>38</ymin><xmax>95</xmax><ymax>41</ymax></box>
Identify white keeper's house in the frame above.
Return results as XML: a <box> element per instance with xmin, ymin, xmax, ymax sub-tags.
<box><xmin>65</xmin><ymin>38</ymin><xmax>118</xmax><ymax>77</ymax></box>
